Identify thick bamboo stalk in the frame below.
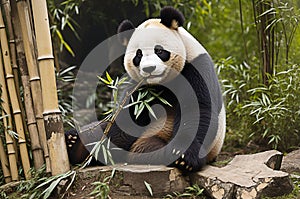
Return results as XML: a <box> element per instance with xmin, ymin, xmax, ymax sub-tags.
<box><xmin>0</xmin><ymin>132</ymin><xmax>12</xmax><ymax>183</ymax></box>
<box><xmin>1</xmin><ymin>0</ymin><xmax>20</xmax><ymax>162</ymax></box>
<box><xmin>0</xmin><ymin>8</ymin><xmax>31</xmax><ymax>180</ymax></box>
<box><xmin>13</xmin><ymin>0</ymin><xmax>51</xmax><ymax>173</ymax></box>
<box><xmin>2</xmin><ymin>0</ymin><xmax>44</xmax><ymax>170</ymax></box>
<box><xmin>1</xmin><ymin>0</ymin><xmax>20</xmax><ymax>94</ymax></box>
<box><xmin>30</xmin><ymin>0</ymin><xmax>70</xmax><ymax>175</ymax></box>
<box><xmin>19</xmin><ymin>59</ymin><xmax>45</xmax><ymax>169</ymax></box>
<box><xmin>0</xmin><ymin>45</ymin><xmax>18</xmax><ymax>182</ymax></box>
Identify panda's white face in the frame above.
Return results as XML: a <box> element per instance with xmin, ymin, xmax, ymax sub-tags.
<box><xmin>124</xmin><ymin>22</ymin><xmax>186</xmax><ymax>84</ymax></box>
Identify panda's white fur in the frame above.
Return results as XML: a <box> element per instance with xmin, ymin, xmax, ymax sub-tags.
<box><xmin>124</xmin><ymin>17</ymin><xmax>226</xmax><ymax>163</ymax></box>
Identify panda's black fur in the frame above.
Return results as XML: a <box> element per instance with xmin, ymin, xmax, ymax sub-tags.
<box><xmin>65</xmin><ymin>7</ymin><xmax>225</xmax><ymax>172</ymax></box>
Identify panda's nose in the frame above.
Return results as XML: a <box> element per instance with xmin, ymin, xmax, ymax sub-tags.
<box><xmin>142</xmin><ymin>66</ymin><xmax>156</xmax><ymax>74</ymax></box>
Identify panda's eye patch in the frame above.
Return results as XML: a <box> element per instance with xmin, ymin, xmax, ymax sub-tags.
<box><xmin>154</xmin><ymin>45</ymin><xmax>170</xmax><ymax>62</ymax></box>
<box><xmin>133</xmin><ymin>49</ymin><xmax>143</xmax><ymax>67</ymax></box>
<box><xmin>136</xmin><ymin>49</ymin><xmax>143</xmax><ymax>57</ymax></box>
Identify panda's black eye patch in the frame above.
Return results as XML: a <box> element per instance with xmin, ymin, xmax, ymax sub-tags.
<box><xmin>133</xmin><ymin>49</ymin><xmax>143</xmax><ymax>67</ymax></box>
<box><xmin>154</xmin><ymin>45</ymin><xmax>170</xmax><ymax>62</ymax></box>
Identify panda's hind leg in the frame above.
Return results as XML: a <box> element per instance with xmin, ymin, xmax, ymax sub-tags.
<box><xmin>130</xmin><ymin>136</ymin><xmax>166</xmax><ymax>153</ymax></box>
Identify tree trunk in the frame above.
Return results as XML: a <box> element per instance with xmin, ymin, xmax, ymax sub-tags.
<box><xmin>0</xmin><ymin>7</ymin><xmax>31</xmax><ymax>180</ymax></box>
<box><xmin>30</xmin><ymin>0</ymin><xmax>70</xmax><ymax>175</ymax></box>
<box><xmin>13</xmin><ymin>0</ymin><xmax>51</xmax><ymax>173</ymax></box>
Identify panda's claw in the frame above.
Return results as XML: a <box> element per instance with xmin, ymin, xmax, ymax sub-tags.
<box><xmin>180</xmin><ymin>161</ymin><xmax>185</xmax><ymax>166</ymax></box>
<box><xmin>68</xmin><ymin>144</ymin><xmax>72</xmax><ymax>148</ymax></box>
<box><xmin>176</xmin><ymin>150</ymin><xmax>180</xmax><ymax>155</ymax></box>
<box><xmin>175</xmin><ymin>160</ymin><xmax>179</xmax><ymax>165</ymax></box>
<box><xmin>172</xmin><ymin>149</ymin><xmax>176</xmax><ymax>154</ymax></box>
<box><xmin>181</xmin><ymin>154</ymin><xmax>185</xmax><ymax>159</ymax></box>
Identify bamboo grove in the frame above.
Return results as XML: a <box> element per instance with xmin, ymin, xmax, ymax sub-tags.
<box><xmin>0</xmin><ymin>0</ymin><xmax>70</xmax><ymax>184</ymax></box>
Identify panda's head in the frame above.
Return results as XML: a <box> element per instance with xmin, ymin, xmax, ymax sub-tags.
<box><xmin>118</xmin><ymin>7</ymin><xmax>186</xmax><ymax>84</ymax></box>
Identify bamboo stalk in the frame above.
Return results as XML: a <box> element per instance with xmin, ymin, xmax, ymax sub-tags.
<box><xmin>30</xmin><ymin>0</ymin><xmax>70</xmax><ymax>175</ymax></box>
<box><xmin>0</xmin><ymin>41</ymin><xmax>18</xmax><ymax>182</ymax></box>
<box><xmin>0</xmin><ymin>7</ymin><xmax>31</xmax><ymax>180</ymax></box>
<box><xmin>2</xmin><ymin>0</ymin><xmax>44</xmax><ymax>170</ymax></box>
<box><xmin>1</xmin><ymin>0</ymin><xmax>20</xmax><ymax>96</ymax></box>
<box><xmin>0</xmin><ymin>130</ymin><xmax>12</xmax><ymax>183</ymax></box>
<box><xmin>13</xmin><ymin>0</ymin><xmax>51</xmax><ymax>173</ymax></box>
<box><xmin>19</xmin><ymin>56</ymin><xmax>45</xmax><ymax>169</ymax></box>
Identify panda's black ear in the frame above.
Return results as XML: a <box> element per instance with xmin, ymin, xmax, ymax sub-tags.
<box><xmin>160</xmin><ymin>6</ymin><xmax>185</xmax><ymax>30</ymax></box>
<box><xmin>117</xmin><ymin>20</ymin><xmax>135</xmax><ymax>46</ymax></box>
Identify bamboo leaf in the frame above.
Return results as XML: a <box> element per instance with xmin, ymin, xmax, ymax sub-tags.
<box><xmin>135</xmin><ymin>103</ymin><xmax>145</xmax><ymax>119</ymax></box>
<box><xmin>102</xmin><ymin>145</ymin><xmax>107</xmax><ymax>164</ymax></box>
<box><xmin>99</xmin><ymin>76</ymin><xmax>110</xmax><ymax>85</ymax></box>
<box><xmin>105</xmin><ymin>72</ymin><xmax>113</xmax><ymax>84</ymax></box>
<box><xmin>144</xmin><ymin>102</ymin><xmax>157</xmax><ymax>119</ymax></box>
<box><xmin>144</xmin><ymin>181</ymin><xmax>153</xmax><ymax>196</ymax></box>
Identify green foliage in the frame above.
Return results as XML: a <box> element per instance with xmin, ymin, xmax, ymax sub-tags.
<box><xmin>1</xmin><ymin>166</ymin><xmax>75</xmax><ymax>199</ymax></box>
<box><xmin>164</xmin><ymin>184</ymin><xmax>204</xmax><ymax>198</ymax></box>
<box><xmin>218</xmin><ymin>57</ymin><xmax>300</xmax><ymax>151</ymax></box>
<box><xmin>56</xmin><ymin>65</ymin><xmax>77</xmax><ymax>129</ymax></box>
<box><xmin>89</xmin><ymin>170</ymin><xmax>115</xmax><ymax>199</ymax></box>
<box><xmin>47</xmin><ymin>0</ymin><xmax>83</xmax><ymax>56</ymax></box>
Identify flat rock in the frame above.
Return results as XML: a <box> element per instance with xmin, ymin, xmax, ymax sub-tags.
<box><xmin>281</xmin><ymin>148</ymin><xmax>300</xmax><ymax>174</ymax></box>
<box><xmin>191</xmin><ymin>150</ymin><xmax>293</xmax><ymax>199</ymax></box>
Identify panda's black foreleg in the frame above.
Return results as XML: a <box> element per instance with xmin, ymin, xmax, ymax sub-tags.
<box><xmin>65</xmin><ymin>121</ymin><xmax>139</xmax><ymax>165</ymax></box>
<box><xmin>65</xmin><ymin>128</ymin><xmax>92</xmax><ymax>165</ymax></box>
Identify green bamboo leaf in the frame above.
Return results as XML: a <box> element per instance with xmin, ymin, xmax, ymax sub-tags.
<box><xmin>99</xmin><ymin>76</ymin><xmax>110</xmax><ymax>85</ymax></box>
<box><xmin>135</xmin><ymin>103</ymin><xmax>145</xmax><ymax>119</ymax></box>
<box><xmin>144</xmin><ymin>181</ymin><xmax>153</xmax><ymax>196</ymax></box>
<box><xmin>62</xmin><ymin>40</ymin><xmax>75</xmax><ymax>57</ymax></box>
<box><xmin>106</xmin><ymin>72</ymin><xmax>113</xmax><ymax>83</ymax></box>
<box><xmin>102</xmin><ymin>145</ymin><xmax>108</xmax><ymax>164</ymax></box>
<box><xmin>144</xmin><ymin>102</ymin><xmax>157</xmax><ymax>119</ymax></box>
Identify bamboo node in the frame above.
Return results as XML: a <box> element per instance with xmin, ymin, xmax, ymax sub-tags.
<box><xmin>12</xmin><ymin>110</ymin><xmax>21</xmax><ymax>114</ymax></box>
<box><xmin>29</xmin><ymin>76</ymin><xmax>41</xmax><ymax>82</ymax></box>
<box><xmin>0</xmin><ymin>24</ymin><xmax>5</xmax><ymax>29</ymax></box>
<box><xmin>7</xmin><ymin>151</ymin><xmax>16</xmax><ymax>155</ymax></box>
<box><xmin>37</xmin><ymin>55</ymin><xmax>54</xmax><ymax>61</ymax></box>
<box><xmin>5</xmin><ymin>74</ymin><xmax>14</xmax><ymax>79</ymax></box>
<box><xmin>18</xmin><ymin>139</ymin><xmax>27</xmax><ymax>144</ymax></box>
<box><xmin>27</xmin><ymin>121</ymin><xmax>37</xmax><ymax>126</ymax></box>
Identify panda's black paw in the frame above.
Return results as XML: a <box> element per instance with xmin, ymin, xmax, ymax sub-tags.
<box><xmin>171</xmin><ymin>149</ymin><xmax>206</xmax><ymax>172</ymax></box>
<box><xmin>65</xmin><ymin>129</ymin><xmax>79</xmax><ymax>149</ymax></box>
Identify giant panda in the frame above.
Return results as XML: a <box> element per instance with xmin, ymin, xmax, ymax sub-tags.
<box><xmin>66</xmin><ymin>6</ymin><xmax>226</xmax><ymax>172</ymax></box>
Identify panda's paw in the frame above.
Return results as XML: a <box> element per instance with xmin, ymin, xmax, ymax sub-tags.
<box><xmin>65</xmin><ymin>129</ymin><xmax>79</xmax><ymax>149</ymax></box>
<box><xmin>172</xmin><ymin>149</ymin><xmax>206</xmax><ymax>172</ymax></box>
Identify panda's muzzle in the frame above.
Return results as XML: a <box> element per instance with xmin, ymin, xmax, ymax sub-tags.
<box><xmin>142</xmin><ymin>65</ymin><xmax>156</xmax><ymax>74</ymax></box>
